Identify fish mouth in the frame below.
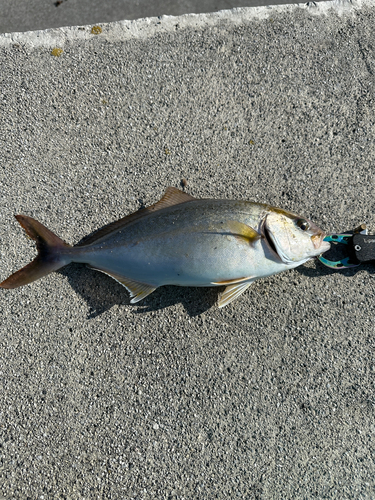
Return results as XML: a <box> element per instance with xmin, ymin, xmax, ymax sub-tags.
<box><xmin>311</xmin><ymin>232</ymin><xmax>325</xmax><ymax>250</ymax></box>
<box><xmin>311</xmin><ymin>232</ymin><xmax>331</xmax><ymax>253</ymax></box>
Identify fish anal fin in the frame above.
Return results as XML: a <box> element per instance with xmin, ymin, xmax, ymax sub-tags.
<box><xmin>127</xmin><ymin>281</ymin><xmax>157</xmax><ymax>304</ymax></box>
<box><xmin>218</xmin><ymin>280</ymin><xmax>254</xmax><ymax>308</ymax></box>
<box><xmin>226</xmin><ymin>221</ymin><xmax>260</xmax><ymax>245</ymax></box>
<box><xmin>76</xmin><ymin>187</ymin><xmax>196</xmax><ymax>247</ymax></box>
<box><xmin>89</xmin><ymin>267</ymin><xmax>156</xmax><ymax>303</ymax></box>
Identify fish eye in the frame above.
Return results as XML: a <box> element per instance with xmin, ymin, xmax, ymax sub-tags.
<box><xmin>297</xmin><ymin>219</ymin><xmax>310</xmax><ymax>231</ymax></box>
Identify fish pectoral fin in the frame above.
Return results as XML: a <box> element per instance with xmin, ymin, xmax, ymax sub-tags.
<box><xmin>89</xmin><ymin>267</ymin><xmax>157</xmax><ymax>304</ymax></box>
<box><xmin>226</xmin><ymin>221</ymin><xmax>260</xmax><ymax>245</ymax></box>
<box><xmin>218</xmin><ymin>280</ymin><xmax>254</xmax><ymax>308</ymax></box>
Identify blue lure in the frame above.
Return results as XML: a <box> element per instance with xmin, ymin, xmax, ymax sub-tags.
<box><xmin>318</xmin><ymin>233</ymin><xmax>361</xmax><ymax>269</ymax></box>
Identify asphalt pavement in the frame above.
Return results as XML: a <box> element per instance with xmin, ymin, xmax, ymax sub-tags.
<box><xmin>0</xmin><ymin>0</ymin><xmax>323</xmax><ymax>34</ymax></box>
<box><xmin>1</xmin><ymin>0</ymin><xmax>375</xmax><ymax>498</ymax></box>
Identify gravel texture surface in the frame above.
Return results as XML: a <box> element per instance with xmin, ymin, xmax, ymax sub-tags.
<box><xmin>1</xmin><ymin>1</ymin><xmax>375</xmax><ymax>498</ymax></box>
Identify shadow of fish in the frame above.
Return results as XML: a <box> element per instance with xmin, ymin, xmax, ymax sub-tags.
<box><xmin>0</xmin><ymin>187</ymin><xmax>330</xmax><ymax>307</ymax></box>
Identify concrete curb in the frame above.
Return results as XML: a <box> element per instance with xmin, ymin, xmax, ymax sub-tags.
<box><xmin>0</xmin><ymin>0</ymin><xmax>370</xmax><ymax>48</ymax></box>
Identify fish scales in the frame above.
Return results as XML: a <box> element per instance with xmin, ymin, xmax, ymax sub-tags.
<box><xmin>73</xmin><ymin>200</ymin><xmax>270</xmax><ymax>286</ymax></box>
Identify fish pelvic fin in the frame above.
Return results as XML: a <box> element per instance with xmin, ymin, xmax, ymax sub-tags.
<box><xmin>0</xmin><ymin>215</ymin><xmax>72</xmax><ymax>289</ymax></box>
<box><xmin>89</xmin><ymin>268</ymin><xmax>157</xmax><ymax>304</ymax></box>
<box><xmin>211</xmin><ymin>276</ymin><xmax>253</xmax><ymax>286</ymax></box>
<box><xmin>218</xmin><ymin>280</ymin><xmax>254</xmax><ymax>308</ymax></box>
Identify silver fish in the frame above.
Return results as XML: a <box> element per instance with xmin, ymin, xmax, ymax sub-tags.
<box><xmin>0</xmin><ymin>187</ymin><xmax>330</xmax><ymax>307</ymax></box>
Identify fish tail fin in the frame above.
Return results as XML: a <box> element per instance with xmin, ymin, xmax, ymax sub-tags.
<box><xmin>0</xmin><ymin>215</ymin><xmax>72</xmax><ymax>289</ymax></box>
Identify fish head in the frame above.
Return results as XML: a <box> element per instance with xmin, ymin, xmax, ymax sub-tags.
<box><xmin>262</xmin><ymin>209</ymin><xmax>331</xmax><ymax>265</ymax></box>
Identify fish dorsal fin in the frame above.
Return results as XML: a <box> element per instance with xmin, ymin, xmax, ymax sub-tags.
<box><xmin>76</xmin><ymin>187</ymin><xmax>196</xmax><ymax>247</ymax></box>
<box><xmin>226</xmin><ymin>221</ymin><xmax>260</xmax><ymax>245</ymax></box>
<box><xmin>218</xmin><ymin>280</ymin><xmax>254</xmax><ymax>308</ymax></box>
<box><xmin>90</xmin><ymin>267</ymin><xmax>157</xmax><ymax>303</ymax></box>
<box><xmin>154</xmin><ymin>187</ymin><xmax>196</xmax><ymax>208</ymax></box>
